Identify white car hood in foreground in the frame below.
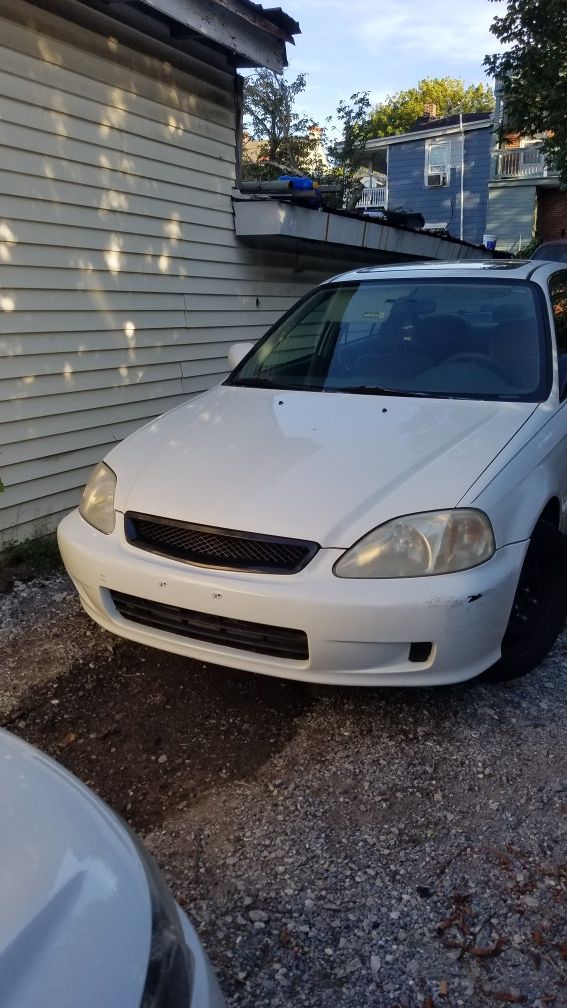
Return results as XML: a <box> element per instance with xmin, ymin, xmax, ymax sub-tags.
<box><xmin>0</xmin><ymin>730</ymin><xmax>150</xmax><ymax>1008</ymax></box>
<box><xmin>110</xmin><ymin>386</ymin><xmax>538</xmax><ymax>547</ymax></box>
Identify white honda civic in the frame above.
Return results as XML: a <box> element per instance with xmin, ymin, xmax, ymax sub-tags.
<box><xmin>58</xmin><ymin>261</ymin><xmax>567</xmax><ymax>687</ymax></box>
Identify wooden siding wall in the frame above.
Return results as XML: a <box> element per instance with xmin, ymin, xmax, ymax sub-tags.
<box><xmin>0</xmin><ymin>1</ymin><xmax>355</xmax><ymax>542</ymax></box>
<box><xmin>485</xmin><ymin>181</ymin><xmax>537</xmax><ymax>253</ymax></box>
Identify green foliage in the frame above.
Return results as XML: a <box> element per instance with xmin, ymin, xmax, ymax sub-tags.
<box><xmin>516</xmin><ymin>235</ymin><xmax>541</xmax><ymax>259</ymax></box>
<box><xmin>484</xmin><ymin>0</ymin><xmax>567</xmax><ymax>186</ymax></box>
<box><xmin>366</xmin><ymin>77</ymin><xmax>495</xmax><ymax>138</ymax></box>
<box><xmin>0</xmin><ymin>533</ymin><xmax>62</xmax><ymax>575</ymax></box>
<box><xmin>240</xmin><ymin>157</ymin><xmax>273</xmax><ymax>182</ymax></box>
<box><xmin>242</xmin><ymin>70</ymin><xmax>324</xmax><ymax>178</ymax></box>
<box><xmin>241</xmin><ymin>74</ymin><xmax>370</xmax><ymax>208</ymax></box>
<box><xmin>325</xmin><ymin>92</ymin><xmax>373</xmax><ymax>208</ymax></box>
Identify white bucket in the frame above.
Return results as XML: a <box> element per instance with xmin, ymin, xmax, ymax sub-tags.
<box><xmin>483</xmin><ymin>233</ymin><xmax>496</xmax><ymax>251</ymax></box>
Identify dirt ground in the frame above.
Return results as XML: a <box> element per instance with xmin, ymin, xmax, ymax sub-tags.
<box><xmin>1</xmin><ymin>575</ymin><xmax>312</xmax><ymax>833</ymax></box>
<box><xmin>5</xmin><ymin>632</ymin><xmax>312</xmax><ymax>832</ymax></box>
<box><xmin>1</xmin><ymin>573</ymin><xmax>566</xmax><ymax>1008</ymax></box>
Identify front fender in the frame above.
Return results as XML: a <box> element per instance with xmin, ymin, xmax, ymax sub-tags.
<box><xmin>469</xmin><ymin>460</ymin><xmax>560</xmax><ymax>547</ymax></box>
<box><xmin>460</xmin><ymin>399</ymin><xmax>567</xmax><ymax>547</ymax></box>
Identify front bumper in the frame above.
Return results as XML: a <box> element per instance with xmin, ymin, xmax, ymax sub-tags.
<box><xmin>58</xmin><ymin>509</ymin><xmax>527</xmax><ymax>686</ymax></box>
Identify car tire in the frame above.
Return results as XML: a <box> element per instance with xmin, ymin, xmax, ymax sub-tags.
<box><xmin>481</xmin><ymin>520</ymin><xmax>567</xmax><ymax>684</ymax></box>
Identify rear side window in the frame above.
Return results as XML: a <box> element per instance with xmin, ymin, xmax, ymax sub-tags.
<box><xmin>532</xmin><ymin>243</ymin><xmax>567</xmax><ymax>262</ymax></box>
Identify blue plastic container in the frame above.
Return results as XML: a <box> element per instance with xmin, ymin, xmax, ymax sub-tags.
<box><xmin>279</xmin><ymin>175</ymin><xmax>314</xmax><ymax>190</ymax></box>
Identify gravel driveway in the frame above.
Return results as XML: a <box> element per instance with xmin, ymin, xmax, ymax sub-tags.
<box><xmin>1</xmin><ymin>574</ymin><xmax>566</xmax><ymax>1008</ymax></box>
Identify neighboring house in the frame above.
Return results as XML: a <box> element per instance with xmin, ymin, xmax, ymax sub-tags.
<box><xmin>485</xmin><ymin>82</ymin><xmax>567</xmax><ymax>254</ymax></box>
<box><xmin>0</xmin><ymin>1</ymin><xmax>490</xmax><ymax>543</ymax></box>
<box><xmin>358</xmin><ymin>103</ymin><xmax>494</xmax><ymax>244</ymax></box>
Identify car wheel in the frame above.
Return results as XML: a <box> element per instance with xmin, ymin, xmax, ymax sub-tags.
<box><xmin>481</xmin><ymin>521</ymin><xmax>567</xmax><ymax>683</ymax></box>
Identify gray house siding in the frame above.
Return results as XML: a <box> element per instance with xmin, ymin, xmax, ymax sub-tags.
<box><xmin>0</xmin><ymin>0</ymin><xmax>374</xmax><ymax>543</ymax></box>
<box><xmin>485</xmin><ymin>181</ymin><xmax>537</xmax><ymax>254</ymax></box>
<box><xmin>386</xmin><ymin>127</ymin><xmax>492</xmax><ymax>245</ymax></box>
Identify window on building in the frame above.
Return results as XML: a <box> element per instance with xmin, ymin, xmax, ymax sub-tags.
<box><xmin>426</xmin><ymin>140</ymin><xmax>450</xmax><ymax>187</ymax></box>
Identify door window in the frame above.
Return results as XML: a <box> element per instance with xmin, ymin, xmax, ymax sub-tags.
<box><xmin>550</xmin><ymin>272</ymin><xmax>567</xmax><ymax>353</ymax></box>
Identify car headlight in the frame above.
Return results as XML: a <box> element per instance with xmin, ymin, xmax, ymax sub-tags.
<box><xmin>334</xmin><ymin>509</ymin><xmax>495</xmax><ymax>578</ymax></box>
<box><xmin>136</xmin><ymin>841</ymin><xmax>194</xmax><ymax>1008</ymax></box>
<box><xmin>79</xmin><ymin>461</ymin><xmax>117</xmax><ymax>534</ymax></box>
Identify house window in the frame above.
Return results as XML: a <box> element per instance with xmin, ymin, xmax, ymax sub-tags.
<box><xmin>426</xmin><ymin>140</ymin><xmax>450</xmax><ymax>187</ymax></box>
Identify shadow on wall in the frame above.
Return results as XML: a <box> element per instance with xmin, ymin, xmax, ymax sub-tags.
<box><xmin>0</xmin><ymin>24</ymin><xmax>259</xmax><ymax>539</ymax></box>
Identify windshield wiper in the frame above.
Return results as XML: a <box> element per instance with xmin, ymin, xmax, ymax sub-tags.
<box><xmin>326</xmin><ymin>385</ymin><xmax>429</xmax><ymax>397</ymax></box>
<box><xmin>229</xmin><ymin>377</ymin><xmax>283</xmax><ymax>388</ymax></box>
<box><xmin>229</xmin><ymin>379</ymin><xmax>430</xmax><ymax>397</ymax></box>
<box><xmin>228</xmin><ymin>377</ymin><xmax>313</xmax><ymax>391</ymax></box>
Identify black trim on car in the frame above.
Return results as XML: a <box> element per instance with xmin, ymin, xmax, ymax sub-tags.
<box><xmin>109</xmin><ymin>590</ymin><xmax>309</xmax><ymax>661</ymax></box>
<box><xmin>125</xmin><ymin>512</ymin><xmax>320</xmax><ymax>575</ymax></box>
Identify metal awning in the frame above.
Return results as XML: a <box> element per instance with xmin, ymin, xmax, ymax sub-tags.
<box><xmin>233</xmin><ymin>200</ymin><xmax>489</xmax><ymax>262</ymax></box>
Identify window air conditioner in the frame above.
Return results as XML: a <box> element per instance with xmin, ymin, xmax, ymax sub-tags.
<box><xmin>427</xmin><ymin>172</ymin><xmax>447</xmax><ymax>187</ymax></box>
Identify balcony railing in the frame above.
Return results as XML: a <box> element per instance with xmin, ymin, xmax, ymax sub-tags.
<box><xmin>495</xmin><ymin>145</ymin><xmax>554</xmax><ymax>179</ymax></box>
<box><xmin>355</xmin><ymin>186</ymin><xmax>387</xmax><ymax>209</ymax></box>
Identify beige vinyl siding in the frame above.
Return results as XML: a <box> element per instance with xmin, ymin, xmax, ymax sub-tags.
<box><xmin>0</xmin><ymin>1</ymin><xmax>354</xmax><ymax>542</ymax></box>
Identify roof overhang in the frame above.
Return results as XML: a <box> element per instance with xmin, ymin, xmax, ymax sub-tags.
<box><xmin>365</xmin><ymin>119</ymin><xmax>493</xmax><ymax>152</ymax></box>
<box><xmin>233</xmin><ymin>199</ymin><xmax>490</xmax><ymax>262</ymax></box>
<box><xmin>488</xmin><ymin>176</ymin><xmax>560</xmax><ymax>190</ymax></box>
<box><xmin>94</xmin><ymin>0</ymin><xmax>299</xmax><ymax>70</ymax></box>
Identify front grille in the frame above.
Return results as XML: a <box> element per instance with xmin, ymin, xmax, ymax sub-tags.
<box><xmin>110</xmin><ymin>590</ymin><xmax>309</xmax><ymax>661</ymax></box>
<box><xmin>125</xmin><ymin>513</ymin><xmax>318</xmax><ymax>575</ymax></box>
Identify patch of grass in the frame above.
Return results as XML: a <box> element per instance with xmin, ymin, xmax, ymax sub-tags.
<box><xmin>0</xmin><ymin>533</ymin><xmax>63</xmax><ymax>576</ymax></box>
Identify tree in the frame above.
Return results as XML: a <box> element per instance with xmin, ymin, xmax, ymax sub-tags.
<box><xmin>325</xmin><ymin>91</ymin><xmax>372</xmax><ymax>208</ymax></box>
<box><xmin>366</xmin><ymin>77</ymin><xmax>495</xmax><ymax>138</ymax></box>
<box><xmin>484</xmin><ymin>0</ymin><xmax>567</xmax><ymax>185</ymax></box>
<box><xmin>241</xmin><ymin>74</ymin><xmax>370</xmax><ymax>208</ymax></box>
<box><xmin>242</xmin><ymin>70</ymin><xmax>325</xmax><ymax>178</ymax></box>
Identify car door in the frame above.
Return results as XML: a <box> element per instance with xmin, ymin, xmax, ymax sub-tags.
<box><xmin>547</xmin><ymin>269</ymin><xmax>567</xmax><ymax>531</ymax></box>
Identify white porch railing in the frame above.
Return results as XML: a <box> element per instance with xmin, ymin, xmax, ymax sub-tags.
<box><xmin>355</xmin><ymin>186</ymin><xmax>387</xmax><ymax>209</ymax></box>
<box><xmin>496</xmin><ymin>146</ymin><xmax>551</xmax><ymax>178</ymax></box>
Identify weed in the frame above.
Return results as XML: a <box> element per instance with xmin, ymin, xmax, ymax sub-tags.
<box><xmin>0</xmin><ymin>533</ymin><xmax>63</xmax><ymax>577</ymax></box>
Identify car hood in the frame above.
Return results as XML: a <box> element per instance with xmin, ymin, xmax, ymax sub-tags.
<box><xmin>0</xmin><ymin>730</ymin><xmax>150</xmax><ymax>1008</ymax></box>
<box><xmin>110</xmin><ymin>386</ymin><xmax>538</xmax><ymax>547</ymax></box>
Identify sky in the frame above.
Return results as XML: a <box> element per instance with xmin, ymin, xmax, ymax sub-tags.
<box><xmin>275</xmin><ymin>0</ymin><xmax>501</xmax><ymax>130</ymax></box>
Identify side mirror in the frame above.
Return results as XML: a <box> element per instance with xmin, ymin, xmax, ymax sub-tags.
<box><xmin>228</xmin><ymin>342</ymin><xmax>255</xmax><ymax>371</ymax></box>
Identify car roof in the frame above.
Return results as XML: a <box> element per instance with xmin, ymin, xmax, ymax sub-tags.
<box><xmin>530</xmin><ymin>240</ymin><xmax>567</xmax><ymax>262</ymax></box>
<box><xmin>328</xmin><ymin>260</ymin><xmax>540</xmax><ymax>284</ymax></box>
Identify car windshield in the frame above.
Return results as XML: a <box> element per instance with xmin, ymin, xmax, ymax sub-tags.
<box><xmin>228</xmin><ymin>279</ymin><xmax>549</xmax><ymax>402</ymax></box>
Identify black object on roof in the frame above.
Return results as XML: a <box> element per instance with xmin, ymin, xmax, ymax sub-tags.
<box><xmin>408</xmin><ymin>111</ymin><xmax>493</xmax><ymax>133</ymax></box>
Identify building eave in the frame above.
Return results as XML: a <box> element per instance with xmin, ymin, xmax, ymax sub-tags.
<box><xmin>233</xmin><ymin>199</ymin><xmax>491</xmax><ymax>262</ymax></box>
<box><xmin>488</xmin><ymin>176</ymin><xmax>560</xmax><ymax>190</ymax></box>
<box><xmin>91</xmin><ymin>0</ymin><xmax>299</xmax><ymax>69</ymax></box>
<box><xmin>365</xmin><ymin>119</ymin><xmax>493</xmax><ymax>152</ymax></box>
